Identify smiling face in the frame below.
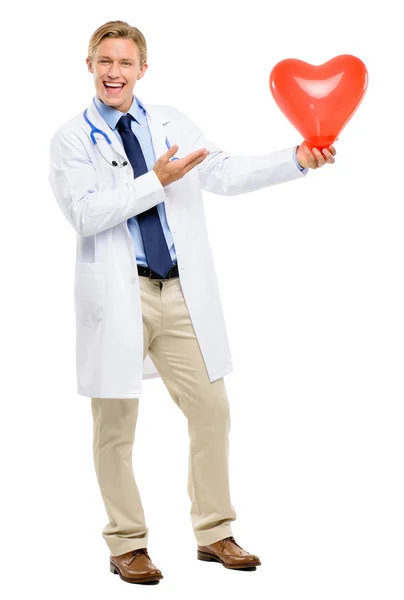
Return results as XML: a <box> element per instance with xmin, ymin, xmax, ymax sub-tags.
<box><xmin>86</xmin><ymin>37</ymin><xmax>148</xmax><ymax>113</ymax></box>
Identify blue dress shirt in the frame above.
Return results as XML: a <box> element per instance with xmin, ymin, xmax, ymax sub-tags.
<box><xmin>93</xmin><ymin>94</ymin><xmax>306</xmax><ymax>267</ymax></box>
<box><xmin>93</xmin><ymin>94</ymin><xmax>177</xmax><ymax>267</ymax></box>
<box><xmin>293</xmin><ymin>149</ymin><xmax>308</xmax><ymax>172</ymax></box>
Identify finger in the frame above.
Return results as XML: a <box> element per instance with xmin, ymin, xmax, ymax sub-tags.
<box><xmin>322</xmin><ymin>148</ymin><xmax>335</xmax><ymax>164</ymax></box>
<box><xmin>181</xmin><ymin>148</ymin><xmax>209</xmax><ymax>167</ymax></box>
<box><xmin>183</xmin><ymin>152</ymin><xmax>209</xmax><ymax>173</ymax></box>
<box><xmin>166</xmin><ymin>144</ymin><xmax>178</xmax><ymax>157</ymax></box>
<box><xmin>312</xmin><ymin>147</ymin><xmax>326</xmax><ymax>167</ymax></box>
<box><xmin>328</xmin><ymin>145</ymin><xmax>337</xmax><ymax>156</ymax></box>
<box><xmin>303</xmin><ymin>145</ymin><xmax>318</xmax><ymax>169</ymax></box>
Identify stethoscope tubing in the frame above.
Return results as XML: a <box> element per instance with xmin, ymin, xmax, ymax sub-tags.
<box><xmin>83</xmin><ymin>108</ymin><xmax>179</xmax><ymax>167</ymax></box>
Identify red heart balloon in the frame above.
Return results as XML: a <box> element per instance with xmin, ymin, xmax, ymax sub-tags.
<box><xmin>269</xmin><ymin>54</ymin><xmax>368</xmax><ymax>149</ymax></box>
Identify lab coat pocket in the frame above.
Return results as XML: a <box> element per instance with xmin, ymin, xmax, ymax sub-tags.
<box><xmin>74</xmin><ymin>262</ymin><xmax>107</xmax><ymax>327</ymax></box>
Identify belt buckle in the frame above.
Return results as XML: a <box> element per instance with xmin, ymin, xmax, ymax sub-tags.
<box><xmin>149</xmin><ymin>266</ymin><xmax>174</xmax><ymax>280</ymax></box>
<box><xmin>149</xmin><ymin>269</ymin><xmax>162</xmax><ymax>280</ymax></box>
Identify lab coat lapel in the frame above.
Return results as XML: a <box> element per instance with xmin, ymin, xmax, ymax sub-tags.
<box><xmin>86</xmin><ymin>99</ymin><xmax>128</xmax><ymax>164</ymax></box>
<box><xmin>139</xmin><ymin>100</ymin><xmax>171</xmax><ymax>162</ymax></box>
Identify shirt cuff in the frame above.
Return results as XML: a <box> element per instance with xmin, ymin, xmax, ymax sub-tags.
<box><xmin>293</xmin><ymin>147</ymin><xmax>308</xmax><ymax>173</ymax></box>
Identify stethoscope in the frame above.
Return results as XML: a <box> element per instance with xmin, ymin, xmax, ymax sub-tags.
<box><xmin>83</xmin><ymin>108</ymin><xmax>179</xmax><ymax>168</ymax></box>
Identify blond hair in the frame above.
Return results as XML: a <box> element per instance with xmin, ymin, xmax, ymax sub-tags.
<box><xmin>88</xmin><ymin>20</ymin><xmax>147</xmax><ymax>66</ymax></box>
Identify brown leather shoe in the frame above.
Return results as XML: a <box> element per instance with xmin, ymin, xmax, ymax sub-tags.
<box><xmin>197</xmin><ymin>536</ymin><xmax>261</xmax><ymax>570</ymax></box>
<box><xmin>110</xmin><ymin>548</ymin><xmax>163</xmax><ymax>584</ymax></box>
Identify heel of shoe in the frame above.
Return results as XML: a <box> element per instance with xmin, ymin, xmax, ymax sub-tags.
<box><xmin>110</xmin><ymin>562</ymin><xmax>119</xmax><ymax>574</ymax></box>
<box><xmin>197</xmin><ymin>550</ymin><xmax>218</xmax><ymax>562</ymax></box>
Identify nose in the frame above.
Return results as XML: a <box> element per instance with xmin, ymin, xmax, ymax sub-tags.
<box><xmin>107</xmin><ymin>62</ymin><xmax>122</xmax><ymax>79</ymax></box>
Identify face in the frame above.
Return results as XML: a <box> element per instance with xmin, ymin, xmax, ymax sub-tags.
<box><xmin>86</xmin><ymin>37</ymin><xmax>148</xmax><ymax>113</ymax></box>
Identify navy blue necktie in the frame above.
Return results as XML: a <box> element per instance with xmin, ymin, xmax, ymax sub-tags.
<box><xmin>116</xmin><ymin>113</ymin><xmax>173</xmax><ymax>278</ymax></box>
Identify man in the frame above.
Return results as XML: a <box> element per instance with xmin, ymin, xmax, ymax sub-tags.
<box><xmin>48</xmin><ymin>20</ymin><xmax>336</xmax><ymax>585</ymax></box>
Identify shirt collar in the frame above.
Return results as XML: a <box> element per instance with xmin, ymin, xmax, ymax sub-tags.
<box><xmin>93</xmin><ymin>94</ymin><xmax>147</xmax><ymax>130</ymax></box>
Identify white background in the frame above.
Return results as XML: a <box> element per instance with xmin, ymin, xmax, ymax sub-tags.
<box><xmin>1</xmin><ymin>1</ymin><xmax>403</xmax><ymax>598</ymax></box>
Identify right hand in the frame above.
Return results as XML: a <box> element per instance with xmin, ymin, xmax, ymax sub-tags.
<box><xmin>296</xmin><ymin>140</ymin><xmax>337</xmax><ymax>169</ymax></box>
<box><xmin>153</xmin><ymin>145</ymin><xmax>210</xmax><ymax>187</ymax></box>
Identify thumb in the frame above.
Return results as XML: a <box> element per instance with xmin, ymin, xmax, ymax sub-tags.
<box><xmin>166</xmin><ymin>144</ymin><xmax>178</xmax><ymax>159</ymax></box>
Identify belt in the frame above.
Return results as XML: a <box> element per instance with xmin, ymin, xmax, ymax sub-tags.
<box><xmin>137</xmin><ymin>264</ymin><xmax>179</xmax><ymax>279</ymax></box>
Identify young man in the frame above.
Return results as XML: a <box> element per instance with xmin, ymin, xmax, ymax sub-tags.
<box><xmin>48</xmin><ymin>20</ymin><xmax>336</xmax><ymax>585</ymax></box>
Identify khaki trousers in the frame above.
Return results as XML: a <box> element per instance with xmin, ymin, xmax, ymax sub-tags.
<box><xmin>91</xmin><ymin>275</ymin><xmax>237</xmax><ymax>556</ymax></box>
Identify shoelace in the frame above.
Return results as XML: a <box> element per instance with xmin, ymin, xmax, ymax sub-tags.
<box><xmin>128</xmin><ymin>548</ymin><xmax>150</xmax><ymax>566</ymax></box>
<box><xmin>221</xmin><ymin>536</ymin><xmax>244</xmax><ymax>551</ymax></box>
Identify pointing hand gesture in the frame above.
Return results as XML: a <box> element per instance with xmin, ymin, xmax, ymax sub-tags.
<box><xmin>153</xmin><ymin>146</ymin><xmax>210</xmax><ymax>187</ymax></box>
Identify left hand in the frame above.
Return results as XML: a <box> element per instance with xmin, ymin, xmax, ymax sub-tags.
<box><xmin>296</xmin><ymin>142</ymin><xmax>337</xmax><ymax>169</ymax></box>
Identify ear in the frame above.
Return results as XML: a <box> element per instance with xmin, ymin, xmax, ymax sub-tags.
<box><xmin>137</xmin><ymin>62</ymin><xmax>148</xmax><ymax>80</ymax></box>
<box><xmin>86</xmin><ymin>57</ymin><xmax>93</xmax><ymax>73</ymax></box>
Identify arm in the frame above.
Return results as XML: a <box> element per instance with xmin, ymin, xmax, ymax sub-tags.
<box><xmin>180</xmin><ymin>115</ymin><xmax>308</xmax><ymax>196</ymax></box>
<box><xmin>48</xmin><ymin>129</ymin><xmax>166</xmax><ymax>237</ymax></box>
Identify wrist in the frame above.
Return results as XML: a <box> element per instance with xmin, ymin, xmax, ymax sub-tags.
<box><xmin>294</xmin><ymin>146</ymin><xmax>306</xmax><ymax>171</ymax></box>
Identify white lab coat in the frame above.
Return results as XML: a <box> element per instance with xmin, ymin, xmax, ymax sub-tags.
<box><xmin>48</xmin><ymin>96</ymin><xmax>307</xmax><ymax>398</ymax></box>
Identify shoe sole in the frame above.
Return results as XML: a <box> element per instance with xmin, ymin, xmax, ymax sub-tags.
<box><xmin>197</xmin><ymin>550</ymin><xmax>261</xmax><ymax>570</ymax></box>
<box><xmin>110</xmin><ymin>561</ymin><xmax>163</xmax><ymax>584</ymax></box>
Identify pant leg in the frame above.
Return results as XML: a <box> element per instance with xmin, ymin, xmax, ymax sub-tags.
<box><xmin>91</xmin><ymin>397</ymin><xmax>148</xmax><ymax>556</ymax></box>
<box><xmin>90</xmin><ymin>276</ymin><xmax>161</xmax><ymax>556</ymax></box>
<box><xmin>148</xmin><ymin>277</ymin><xmax>237</xmax><ymax>546</ymax></box>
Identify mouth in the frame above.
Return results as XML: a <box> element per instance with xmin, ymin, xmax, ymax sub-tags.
<box><xmin>103</xmin><ymin>82</ymin><xmax>126</xmax><ymax>95</ymax></box>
